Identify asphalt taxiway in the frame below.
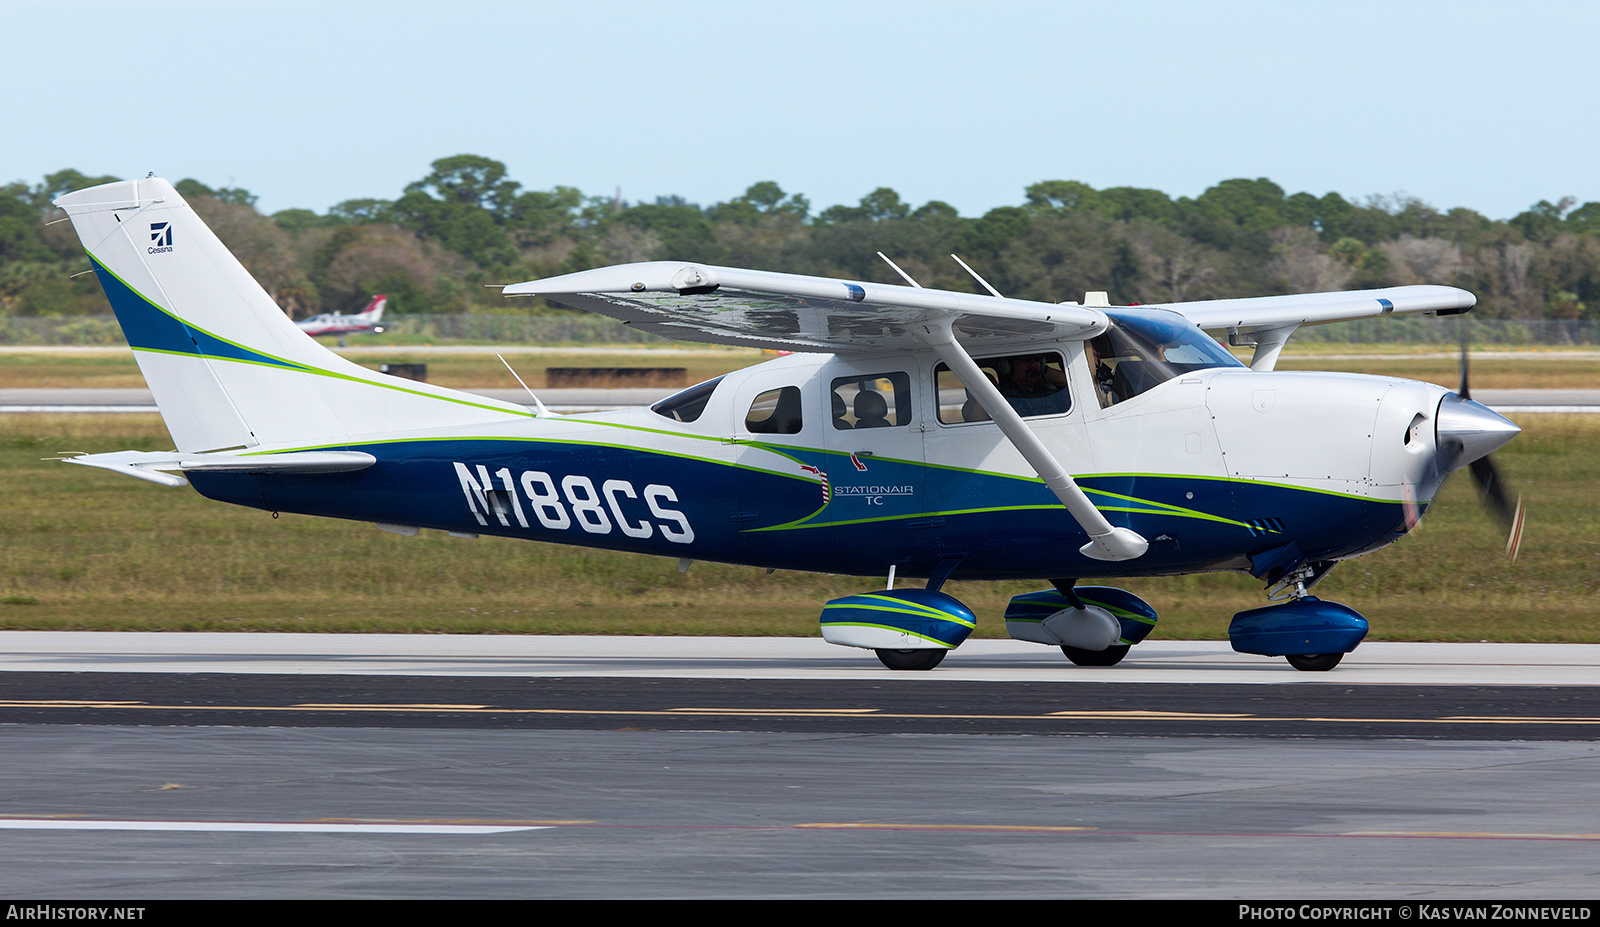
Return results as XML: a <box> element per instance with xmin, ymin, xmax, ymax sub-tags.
<box><xmin>0</xmin><ymin>633</ymin><xmax>1595</xmax><ymax>898</ymax></box>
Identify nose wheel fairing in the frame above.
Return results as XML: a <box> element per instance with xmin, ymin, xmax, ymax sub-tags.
<box><xmin>1228</xmin><ymin>596</ymin><xmax>1369</xmax><ymax>660</ymax></box>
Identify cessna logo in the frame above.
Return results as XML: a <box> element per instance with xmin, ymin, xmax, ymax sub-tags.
<box><xmin>148</xmin><ymin>222</ymin><xmax>173</xmax><ymax>254</ymax></box>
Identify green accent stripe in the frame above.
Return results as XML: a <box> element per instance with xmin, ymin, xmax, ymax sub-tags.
<box><xmin>823</xmin><ymin>600</ymin><xmax>976</xmax><ymax>629</ymax></box>
<box><xmin>97</xmin><ymin>258</ymin><xmax>535</xmax><ymax>420</ymax></box>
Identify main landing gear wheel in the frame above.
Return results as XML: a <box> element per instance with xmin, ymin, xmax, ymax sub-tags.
<box><xmin>875</xmin><ymin>648</ymin><xmax>947</xmax><ymax>671</ymax></box>
<box><xmin>1062</xmin><ymin>644</ymin><xmax>1131</xmax><ymax>667</ymax></box>
<box><xmin>1286</xmin><ymin>653</ymin><xmax>1343</xmax><ymax>672</ymax></box>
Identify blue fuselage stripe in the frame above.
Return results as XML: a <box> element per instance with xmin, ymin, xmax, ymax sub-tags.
<box><xmin>187</xmin><ymin>438</ymin><xmax>1414</xmax><ymax>580</ymax></box>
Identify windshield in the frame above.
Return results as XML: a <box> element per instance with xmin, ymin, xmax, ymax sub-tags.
<box><xmin>651</xmin><ymin>376</ymin><xmax>724</xmax><ymax>423</ymax></box>
<box><xmin>1087</xmin><ymin>309</ymin><xmax>1242</xmax><ymax>408</ymax></box>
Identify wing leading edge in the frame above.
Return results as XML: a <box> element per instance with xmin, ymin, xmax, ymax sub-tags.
<box><xmin>503</xmin><ymin>261</ymin><xmax>1109</xmax><ymax>353</ymax></box>
<box><xmin>1148</xmin><ymin>284</ymin><xmax>1475</xmax><ymax>370</ymax></box>
<box><xmin>1150</xmin><ymin>284</ymin><xmax>1475</xmax><ymax>332</ymax></box>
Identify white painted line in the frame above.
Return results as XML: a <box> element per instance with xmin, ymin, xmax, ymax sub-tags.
<box><xmin>0</xmin><ymin>819</ymin><xmax>545</xmax><ymax>834</ymax></box>
<box><xmin>0</xmin><ymin>406</ymin><xmax>161</xmax><ymax>413</ymax></box>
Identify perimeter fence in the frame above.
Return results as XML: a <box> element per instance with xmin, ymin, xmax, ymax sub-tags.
<box><xmin>1</xmin><ymin>314</ymin><xmax>1597</xmax><ymax>347</ymax></box>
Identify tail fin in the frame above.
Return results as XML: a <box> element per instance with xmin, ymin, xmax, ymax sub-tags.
<box><xmin>54</xmin><ymin>178</ymin><xmax>527</xmax><ymax>452</ymax></box>
<box><xmin>360</xmin><ymin>295</ymin><xmax>386</xmax><ymax>322</ymax></box>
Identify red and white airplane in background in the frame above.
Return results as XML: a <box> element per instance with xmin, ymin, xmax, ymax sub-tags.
<box><xmin>295</xmin><ymin>295</ymin><xmax>386</xmax><ymax>345</ymax></box>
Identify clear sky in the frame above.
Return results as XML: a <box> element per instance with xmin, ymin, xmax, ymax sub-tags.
<box><xmin>5</xmin><ymin>0</ymin><xmax>1595</xmax><ymax>220</ymax></box>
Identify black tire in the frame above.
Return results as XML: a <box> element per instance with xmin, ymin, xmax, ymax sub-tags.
<box><xmin>1286</xmin><ymin>652</ymin><xmax>1343</xmax><ymax>672</ymax></box>
<box><xmin>1061</xmin><ymin>644</ymin><xmax>1131</xmax><ymax>667</ymax></box>
<box><xmin>875</xmin><ymin>648</ymin><xmax>948</xmax><ymax>671</ymax></box>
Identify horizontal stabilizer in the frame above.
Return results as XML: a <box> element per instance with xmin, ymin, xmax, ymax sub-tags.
<box><xmin>63</xmin><ymin>449</ymin><xmax>377</xmax><ymax>486</ymax></box>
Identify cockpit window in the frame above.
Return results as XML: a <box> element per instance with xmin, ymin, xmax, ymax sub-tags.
<box><xmin>1087</xmin><ymin>310</ymin><xmax>1243</xmax><ymax>408</ymax></box>
<box><xmin>651</xmin><ymin>376</ymin><xmax>724</xmax><ymax>423</ymax></box>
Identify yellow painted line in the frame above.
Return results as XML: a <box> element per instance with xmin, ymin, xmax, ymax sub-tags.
<box><xmin>799</xmin><ymin>823</ymin><xmax>1097</xmax><ymax>833</ymax></box>
<box><xmin>668</xmin><ymin>707</ymin><xmax>881</xmax><ymax>715</ymax></box>
<box><xmin>0</xmin><ymin>700</ymin><xmax>144</xmax><ymax>707</ymax></box>
<box><xmin>292</xmin><ymin>703</ymin><xmax>493</xmax><ymax>710</ymax></box>
<box><xmin>1046</xmin><ymin>710</ymin><xmax>1255</xmax><ymax>720</ymax></box>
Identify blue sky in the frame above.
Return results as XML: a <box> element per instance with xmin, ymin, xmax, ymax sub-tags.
<box><xmin>5</xmin><ymin>0</ymin><xmax>1595</xmax><ymax>219</ymax></box>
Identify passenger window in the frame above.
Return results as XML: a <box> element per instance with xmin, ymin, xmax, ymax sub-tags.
<box><xmin>830</xmin><ymin>373</ymin><xmax>911</xmax><ymax>430</ymax></box>
<box><xmin>936</xmin><ymin>353</ymin><xmax>1070</xmax><ymax>423</ymax></box>
<box><xmin>745</xmin><ymin>386</ymin><xmax>804</xmax><ymax>434</ymax></box>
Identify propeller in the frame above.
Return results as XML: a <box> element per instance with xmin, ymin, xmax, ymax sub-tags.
<box><xmin>1454</xmin><ymin>316</ymin><xmax>1527</xmax><ymax>560</ymax></box>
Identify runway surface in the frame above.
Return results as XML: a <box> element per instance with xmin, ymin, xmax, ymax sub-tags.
<box><xmin>1</xmin><ymin>632</ymin><xmax>1597</xmax><ymax>684</ymax></box>
<box><xmin>0</xmin><ymin>634</ymin><xmax>1595</xmax><ymax>898</ymax></box>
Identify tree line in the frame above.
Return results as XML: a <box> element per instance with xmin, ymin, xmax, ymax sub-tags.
<box><xmin>4</xmin><ymin>156</ymin><xmax>1598</xmax><ymax>320</ymax></box>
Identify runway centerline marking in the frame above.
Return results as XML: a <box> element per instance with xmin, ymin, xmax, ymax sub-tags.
<box><xmin>0</xmin><ymin>819</ymin><xmax>545</xmax><ymax>834</ymax></box>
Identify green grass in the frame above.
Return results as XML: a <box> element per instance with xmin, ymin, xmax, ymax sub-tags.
<box><xmin>1</xmin><ymin>413</ymin><xmax>1596</xmax><ymax>639</ymax></box>
<box><xmin>0</xmin><ymin>347</ymin><xmax>764</xmax><ymax>390</ymax></box>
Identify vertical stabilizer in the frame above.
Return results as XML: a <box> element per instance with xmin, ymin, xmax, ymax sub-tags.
<box><xmin>54</xmin><ymin>178</ymin><xmax>528</xmax><ymax>451</ymax></box>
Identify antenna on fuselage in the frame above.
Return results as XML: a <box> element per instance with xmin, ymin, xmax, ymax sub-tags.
<box><xmin>497</xmin><ymin>353</ymin><xmax>551</xmax><ymax>418</ymax></box>
<box><xmin>950</xmin><ymin>253</ymin><xmax>1004</xmax><ymax>298</ymax></box>
<box><xmin>877</xmin><ymin>252</ymin><xmax>923</xmax><ymax>288</ymax></box>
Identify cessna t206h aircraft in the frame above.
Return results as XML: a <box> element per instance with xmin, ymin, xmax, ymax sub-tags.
<box><xmin>55</xmin><ymin>177</ymin><xmax>1522</xmax><ymax>671</ymax></box>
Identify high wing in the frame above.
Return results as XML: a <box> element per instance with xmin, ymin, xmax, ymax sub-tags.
<box><xmin>1151</xmin><ymin>284</ymin><xmax>1474</xmax><ymax>332</ymax></box>
<box><xmin>502</xmin><ymin>261</ymin><xmax>1108</xmax><ymax>352</ymax></box>
<box><xmin>1149</xmin><ymin>284</ymin><xmax>1475</xmax><ymax>370</ymax></box>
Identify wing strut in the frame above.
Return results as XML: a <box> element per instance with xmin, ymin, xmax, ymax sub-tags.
<box><xmin>914</xmin><ymin>317</ymin><xmax>1148</xmax><ymax>562</ymax></box>
<box><xmin>1229</xmin><ymin>323</ymin><xmax>1300</xmax><ymax>371</ymax></box>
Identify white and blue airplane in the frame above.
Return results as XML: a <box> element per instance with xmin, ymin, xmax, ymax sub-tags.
<box><xmin>52</xmin><ymin>176</ymin><xmax>1522</xmax><ymax>671</ymax></box>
